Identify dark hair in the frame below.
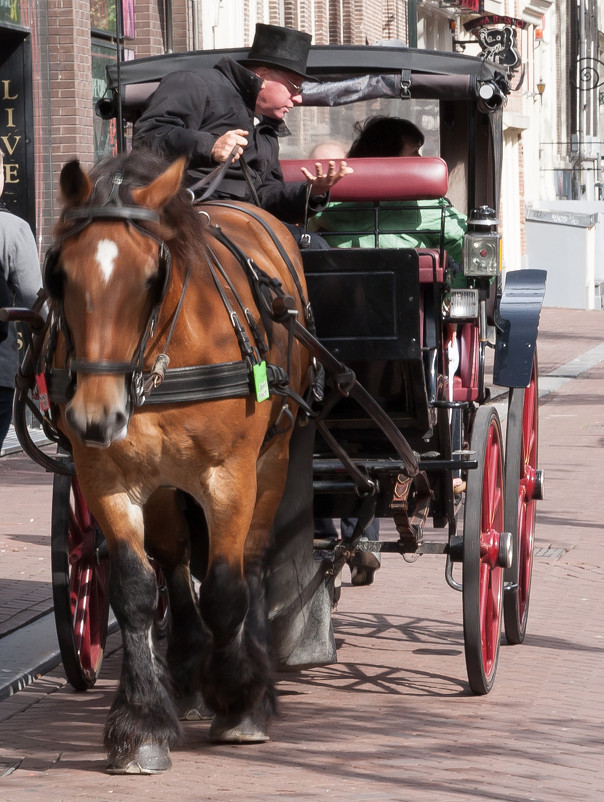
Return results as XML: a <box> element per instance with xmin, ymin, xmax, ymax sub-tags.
<box><xmin>347</xmin><ymin>116</ymin><xmax>424</xmax><ymax>158</ymax></box>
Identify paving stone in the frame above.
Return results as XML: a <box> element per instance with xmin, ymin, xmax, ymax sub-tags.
<box><xmin>0</xmin><ymin>307</ymin><xmax>604</xmax><ymax>798</ymax></box>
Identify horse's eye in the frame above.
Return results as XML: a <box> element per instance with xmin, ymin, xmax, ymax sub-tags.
<box><xmin>145</xmin><ymin>271</ymin><xmax>167</xmax><ymax>305</ymax></box>
<box><xmin>144</xmin><ymin>271</ymin><xmax>163</xmax><ymax>292</ymax></box>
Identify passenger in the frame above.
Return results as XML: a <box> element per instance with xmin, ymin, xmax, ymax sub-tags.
<box><xmin>308</xmin><ymin>115</ymin><xmax>467</xmax><ymax>283</ymax></box>
<box><xmin>308</xmin><ymin>140</ymin><xmax>348</xmax><ymax>161</ymax></box>
<box><xmin>133</xmin><ymin>24</ymin><xmax>352</xmax><ymax>250</ymax></box>
<box><xmin>311</xmin><ymin>117</ymin><xmax>467</xmax><ymax>495</ymax></box>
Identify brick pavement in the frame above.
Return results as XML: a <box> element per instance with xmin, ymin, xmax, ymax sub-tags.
<box><xmin>0</xmin><ymin>307</ymin><xmax>604</xmax><ymax>800</ymax></box>
<box><xmin>0</xmin><ymin>451</ymin><xmax>53</xmax><ymax>637</ymax></box>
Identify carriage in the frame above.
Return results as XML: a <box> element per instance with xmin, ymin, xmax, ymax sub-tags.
<box><xmin>2</xmin><ymin>41</ymin><xmax>545</xmax><ymax>772</ymax></box>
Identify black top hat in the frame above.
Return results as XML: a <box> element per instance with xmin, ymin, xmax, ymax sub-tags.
<box><xmin>240</xmin><ymin>23</ymin><xmax>317</xmax><ymax>82</ymax></box>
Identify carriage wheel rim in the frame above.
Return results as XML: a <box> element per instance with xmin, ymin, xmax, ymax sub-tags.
<box><xmin>69</xmin><ymin>484</ymin><xmax>108</xmax><ymax>676</ymax></box>
<box><xmin>52</xmin><ymin>474</ymin><xmax>109</xmax><ymax>689</ymax></box>
<box><xmin>463</xmin><ymin>406</ymin><xmax>504</xmax><ymax>694</ymax></box>
<box><xmin>504</xmin><ymin>357</ymin><xmax>538</xmax><ymax>642</ymax></box>
<box><xmin>479</xmin><ymin>423</ymin><xmax>504</xmax><ymax>679</ymax></box>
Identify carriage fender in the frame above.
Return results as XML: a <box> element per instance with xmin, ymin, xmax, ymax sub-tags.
<box><xmin>493</xmin><ymin>268</ymin><xmax>547</xmax><ymax>388</ymax></box>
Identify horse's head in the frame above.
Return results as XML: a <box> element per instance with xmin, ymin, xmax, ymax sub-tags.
<box><xmin>47</xmin><ymin>153</ymin><xmax>187</xmax><ymax>447</ymax></box>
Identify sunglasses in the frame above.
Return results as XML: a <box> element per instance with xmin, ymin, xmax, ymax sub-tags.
<box><xmin>271</xmin><ymin>72</ymin><xmax>303</xmax><ymax>96</ymax></box>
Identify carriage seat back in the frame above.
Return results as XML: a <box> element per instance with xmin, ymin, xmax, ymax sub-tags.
<box><xmin>280</xmin><ymin>156</ymin><xmax>449</xmax><ymax>202</ymax></box>
<box><xmin>282</xmin><ymin>157</ymin><xmax>448</xmax><ymax>284</ymax></box>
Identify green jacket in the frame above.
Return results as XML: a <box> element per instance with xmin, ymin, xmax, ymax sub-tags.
<box><xmin>309</xmin><ymin>198</ymin><xmax>467</xmax><ymax>266</ymax></box>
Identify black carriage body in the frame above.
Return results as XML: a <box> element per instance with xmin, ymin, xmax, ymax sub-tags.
<box><xmin>99</xmin><ymin>41</ymin><xmax>546</xmax><ymax>528</ymax></box>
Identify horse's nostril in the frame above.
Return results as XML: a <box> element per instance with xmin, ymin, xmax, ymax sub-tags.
<box><xmin>114</xmin><ymin>409</ymin><xmax>128</xmax><ymax>430</ymax></box>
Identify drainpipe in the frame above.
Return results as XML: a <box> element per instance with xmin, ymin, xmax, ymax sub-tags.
<box><xmin>115</xmin><ymin>0</ymin><xmax>125</xmax><ymax>152</ymax></box>
<box><xmin>408</xmin><ymin>0</ymin><xmax>418</xmax><ymax>48</ymax></box>
<box><xmin>165</xmin><ymin>0</ymin><xmax>174</xmax><ymax>53</ymax></box>
<box><xmin>576</xmin><ymin>0</ymin><xmax>586</xmax><ymax>198</ymax></box>
<box><xmin>191</xmin><ymin>0</ymin><xmax>200</xmax><ymax>50</ymax></box>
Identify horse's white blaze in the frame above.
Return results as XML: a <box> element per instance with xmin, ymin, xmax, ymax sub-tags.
<box><xmin>95</xmin><ymin>239</ymin><xmax>119</xmax><ymax>284</ymax></box>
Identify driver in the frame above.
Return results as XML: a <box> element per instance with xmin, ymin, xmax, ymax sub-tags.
<box><xmin>133</xmin><ymin>23</ymin><xmax>351</xmax><ymax>248</ymax></box>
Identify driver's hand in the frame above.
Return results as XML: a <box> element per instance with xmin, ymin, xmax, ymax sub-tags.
<box><xmin>212</xmin><ymin>129</ymin><xmax>249</xmax><ymax>162</ymax></box>
<box><xmin>301</xmin><ymin>160</ymin><xmax>354</xmax><ymax>196</ymax></box>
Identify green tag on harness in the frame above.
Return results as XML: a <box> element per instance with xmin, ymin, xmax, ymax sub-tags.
<box><xmin>253</xmin><ymin>361</ymin><xmax>270</xmax><ymax>402</ymax></box>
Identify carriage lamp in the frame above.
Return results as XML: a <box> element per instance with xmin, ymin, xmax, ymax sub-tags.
<box><xmin>447</xmin><ymin>288</ymin><xmax>479</xmax><ymax>320</ymax></box>
<box><xmin>462</xmin><ymin>206</ymin><xmax>501</xmax><ymax>278</ymax></box>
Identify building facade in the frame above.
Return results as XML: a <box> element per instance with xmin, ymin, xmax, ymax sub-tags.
<box><xmin>0</xmin><ymin>0</ymin><xmax>602</xmax><ymax>267</ymax></box>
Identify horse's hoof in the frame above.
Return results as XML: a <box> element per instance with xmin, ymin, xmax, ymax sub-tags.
<box><xmin>209</xmin><ymin>713</ymin><xmax>269</xmax><ymax>744</ymax></box>
<box><xmin>175</xmin><ymin>691</ymin><xmax>213</xmax><ymax>721</ymax></box>
<box><xmin>106</xmin><ymin>742</ymin><xmax>172</xmax><ymax>774</ymax></box>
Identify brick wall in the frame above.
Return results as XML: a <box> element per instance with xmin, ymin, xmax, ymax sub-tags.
<box><xmin>47</xmin><ymin>0</ymin><xmax>95</xmax><ymax>215</ymax></box>
<box><xmin>172</xmin><ymin>0</ymin><xmax>190</xmax><ymax>52</ymax></box>
<box><xmin>133</xmin><ymin>0</ymin><xmax>165</xmax><ymax>59</ymax></box>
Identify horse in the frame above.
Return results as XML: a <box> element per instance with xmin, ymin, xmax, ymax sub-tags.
<box><xmin>43</xmin><ymin>150</ymin><xmax>312</xmax><ymax>773</ymax></box>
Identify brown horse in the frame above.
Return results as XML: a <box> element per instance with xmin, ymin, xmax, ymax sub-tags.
<box><xmin>44</xmin><ymin>150</ymin><xmax>311</xmax><ymax>773</ymax></box>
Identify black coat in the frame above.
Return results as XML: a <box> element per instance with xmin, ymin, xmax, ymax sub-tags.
<box><xmin>133</xmin><ymin>57</ymin><xmax>320</xmax><ymax>224</ymax></box>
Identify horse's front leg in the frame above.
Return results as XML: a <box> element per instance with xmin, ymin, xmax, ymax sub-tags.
<box><xmin>83</xmin><ymin>488</ymin><xmax>181</xmax><ymax>774</ymax></box>
<box><xmin>144</xmin><ymin>488</ymin><xmax>211</xmax><ymax>721</ymax></box>
<box><xmin>201</xmin><ymin>438</ymin><xmax>292</xmax><ymax>744</ymax></box>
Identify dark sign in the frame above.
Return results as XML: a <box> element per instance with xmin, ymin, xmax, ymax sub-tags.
<box><xmin>0</xmin><ymin>31</ymin><xmax>35</xmax><ymax>230</ymax></box>
<box><xmin>463</xmin><ymin>15</ymin><xmax>528</xmax><ymax>32</ymax></box>
<box><xmin>476</xmin><ymin>26</ymin><xmax>520</xmax><ymax>69</ymax></box>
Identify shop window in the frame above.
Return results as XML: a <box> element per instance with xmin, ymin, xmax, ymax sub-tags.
<box><xmin>91</xmin><ymin>0</ymin><xmax>134</xmax><ymax>161</ymax></box>
<box><xmin>0</xmin><ymin>0</ymin><xmax>22</xmax><ymax>26</ymax></box>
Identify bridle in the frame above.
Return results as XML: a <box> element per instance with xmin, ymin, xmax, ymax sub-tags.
<box><xmin>43</xmin><ymin>176</ymin><xmax>173</xmax><ymax>404</ymax></box>
<box><xmin>42</xmin><ymin>178</ymin><xmax>316</xmax><ymax>433</ymax></box>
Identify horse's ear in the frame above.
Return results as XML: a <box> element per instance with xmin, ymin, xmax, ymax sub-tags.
<box><xmin>60</xmin><ymin>160</ymin><xmax>92</xmax><ymax>207</ymax></box>
<box><xmin>131</xmin><ymin>157</ymin><xmax>187</xmax><ymax>210</ymax></box>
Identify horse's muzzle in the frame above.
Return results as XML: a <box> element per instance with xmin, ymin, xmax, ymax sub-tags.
<box><xmin>65</xmin><ymin>385</ymin><xmax>131</xmax><ymax>448</ymax></box>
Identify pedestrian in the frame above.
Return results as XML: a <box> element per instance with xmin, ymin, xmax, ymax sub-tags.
<box><xmin>0</xmin><ymin>148</ymin><xmax>42</xmax><ymax>450</ymax></box>
<box><xmin>133</xmin><ymin>23</ymin><xmax>352</xmax><ymax>248</ymax></box>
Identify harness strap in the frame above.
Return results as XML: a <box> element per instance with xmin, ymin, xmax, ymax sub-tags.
<box><xmin>45</xmin><ymin>360</ymin><xmax>309</xmax><ymax>408</ymax></box>
<box><xmin>204</xmin><ymin>201</ymin><xmax>315</xmax><ymax>332</ymax></box>
<box><xmin>272</xmin><ymin>295</ymin><xmax>433</xmax><ymax>540</ymax></box>
<box><xmin>238</xmin><ymin>156</ymin><xmax>262</xmax><ymax>207</ymax></box>
<box><xmin>64</xmin><ymin>205</ymin><xmax>160</xmax><ymax>224</ymax></box>
<box><xmin>201</xmin><ymin>239</ymin><xmax>264</xmax><ymax>363</ymax></box>
<box><xmin>315</xmin><ymin>419</ymin><xmax>376</xmax><ymax>497</ymax></box>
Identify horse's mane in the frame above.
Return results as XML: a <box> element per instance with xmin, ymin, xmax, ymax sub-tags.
<box><xmin>56</xmin><ymin>149</ymin><xmax>201</xmax><ymax>266</ymax></box>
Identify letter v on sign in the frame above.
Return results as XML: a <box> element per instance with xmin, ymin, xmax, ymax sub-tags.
<box><xmin>0</xmin><ymin>135</ymin><xmax>21</xmax><ymax>156</ymax></box>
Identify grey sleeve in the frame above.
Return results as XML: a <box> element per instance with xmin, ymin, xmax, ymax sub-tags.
<box><xmin>6</xmin><ymin>219</ymin><xmax>42</xmax><ymax>308</ymax></box>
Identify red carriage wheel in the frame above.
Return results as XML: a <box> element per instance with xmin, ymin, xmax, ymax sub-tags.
<box><xmin>51</xmin><ymin>474</ymin><xmax>110</xmax><ymax>690</ymax></box>
<box><xmin>504</xmin><ymin>356</ymin><xmax>541</xmax><ymax>644</ymax></box>
<box><xmin>462</xmin><ymin>405</ymin><xmax>507</xmax><ymax>695</ymax></box>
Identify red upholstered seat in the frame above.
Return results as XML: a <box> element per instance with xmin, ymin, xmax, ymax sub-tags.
<box><xmin>282</xmin><ymin>157</ymin><xmax>449</xmax><ymax>284</ymax></box>
<box><xmin>417</xmin><ymin>249</ymin><xmax>445</xmax><ymax>284</ymax></box>
<box><xmin>280</xmin><ymin>156</ymin><xmax>449</xmax><ymax>202</ymax></box>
